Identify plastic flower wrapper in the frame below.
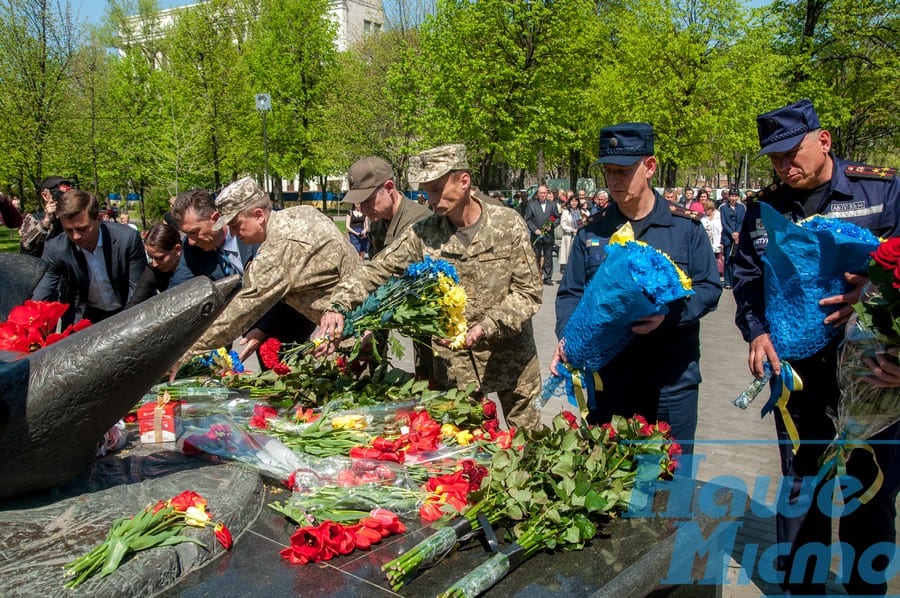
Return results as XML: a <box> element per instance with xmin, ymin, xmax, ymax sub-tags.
<box><xmin>285</xmin><ymin>455</ymin><xmax>415</xmax><ymax>498</ymax></box>
<box><xmin>283</xmin><ymin>256</ymin><xmax>469</xmax><ymax>361</ymax></box>
<box><xmin>734</xmin><ymin>205</ymin><xmax>881</xmax><ymax>434</ymax></box>
<box><xmin>180</xmin><ymin>414</ymin><xmax>305</xmax><ymax>482</ymax></box>
<box><xmin>539</xmin><ymin>223</ymin><xmax>694</xmax><ymax>416</ymax></box>
<box><xmin>760</xmin><ymin>202</ymin><xmax>880</xmax><ymax>361</ymax></box>
<box><xmin>818</xmin><ymin>238</ymin><xmax>900</xmax><ymax>501</ymax></box>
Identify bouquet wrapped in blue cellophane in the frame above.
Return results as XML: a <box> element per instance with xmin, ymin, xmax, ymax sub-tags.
<box><xmin>761</xmin><ymin>202</ymin><xmax>880</xmax><ymax>360</ymax></box>
<box><xmin>539</xmin><ymin>224</ymin><xmax>694</xmax><ymax>416</ymax></box>
<box><xmin>734</xmin><ymin>204</ymin><xmax>881</xmax><ymax>430</ymax></box>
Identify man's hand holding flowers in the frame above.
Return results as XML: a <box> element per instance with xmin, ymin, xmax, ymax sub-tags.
<box><xmin>863</xmin><ymin>347</ymin><xmax>900</xmax><ymax>387</ymax></box>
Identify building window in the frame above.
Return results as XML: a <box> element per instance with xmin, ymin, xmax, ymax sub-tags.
<box><xmin>363</xmin><ymin>20</ymin><xmax>381</xmax><ymax>35</ymax></box>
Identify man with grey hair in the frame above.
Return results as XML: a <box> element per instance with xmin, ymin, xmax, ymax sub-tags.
<box><xmin>319</xmin><ymin>144</ymin><xmax>544</xmax><ymax>430</ymax></box>
<box><xmin>185</xmin><ymin>177</ymin><xmax>358</xmax><ymax>356</ymax></box>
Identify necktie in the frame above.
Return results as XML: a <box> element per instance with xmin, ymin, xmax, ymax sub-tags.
<box><xmin>218</xmin><ymin>250</ymin><xmax>232</xmax><ymax>276</ymax></box>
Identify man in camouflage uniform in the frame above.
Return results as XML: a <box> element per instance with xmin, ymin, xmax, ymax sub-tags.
<box><xmin>320</xmin><ymin>144</ymin><xmax>544</xmax><ymax>430</ymax></box>
<box><xmin>344</xmin><ymin>156</ymin><xmax>432</xmax><ymax>257</ymax></box>
<box><xmin>188</xmin><ymin>177</ymin><xmax>358</xmax><ymax>354</ymax></box>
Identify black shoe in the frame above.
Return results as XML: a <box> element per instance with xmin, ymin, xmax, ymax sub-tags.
<box><xmin>724</xmin><ymin>285</ymin><xmax>732</xmax><ymax>290</ymax></box>
<box><xmin>543</xmin><ymin>279</ymin><xmax>553</xmax><ymax>285</ymax></box>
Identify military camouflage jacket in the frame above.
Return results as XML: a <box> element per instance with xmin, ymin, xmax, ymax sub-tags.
<box><xmin>330</xmin><ymin>199</ymin><xmax>542</xmax><ymax>392</ymax></box>
<box><xmin>192</xmin><ymin>206</ymin><xmax>358</xmax><ymax>352</ymax></box>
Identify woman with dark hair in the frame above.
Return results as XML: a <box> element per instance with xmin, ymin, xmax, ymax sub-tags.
<box><xmin>126</xmin><ymin>223</ymin><xmax>184</xmax><ymax>307</ymax></box>
<box><xmin>688</xmin><ymin>189</ymin><xmax>708</xmax><ymax>214</ymax></box>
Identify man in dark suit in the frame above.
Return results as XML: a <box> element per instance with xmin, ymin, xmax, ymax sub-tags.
<box><xmin>171</xmin><ymin>188</ymin><xmax>313</xmax><ymax>362</ymax></box>
<box><xmin>524</xmin><ymin>184</ymin><xmax>560</xmax><ymax>284</ymax></box>
<box><xmin>172</xmin><ymin>188</ymin><xmax>258</xmax><ymax>283</ymax></box>
<box><xmin>32</xmin><ymin>189</ymin><xmax>146</xmax><ymax>325</ymax></box>
<box><xmin>719</xmin><ymin>187</ymin><xmax>746</xmax><ymax>289</ymax></box>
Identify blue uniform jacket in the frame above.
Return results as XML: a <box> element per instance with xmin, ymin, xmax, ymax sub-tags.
<box><xmin>556</xmin><ymin>191</ymin><xmax>721</xmax><ymax>396</ymax></box>
<box><xmin>720</xmin><ymin>201</ymin><xmax>746</xmax><ymax>246</ymax></box>
<box><xmin>733</xmin><ymin>155</ymin><xmax>900</xmax><ymax>343</ymax></box>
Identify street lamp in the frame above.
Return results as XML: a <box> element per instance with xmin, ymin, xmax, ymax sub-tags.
<box><xmin>255</xmin><ymin>93</ymin><xmax>271</xmax><ymax>199</ymax></box>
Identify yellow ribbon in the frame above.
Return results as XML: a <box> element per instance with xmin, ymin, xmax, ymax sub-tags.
<box><xmin>823</xmin><ymin>441</ymin><xmax>884</xmax><ymax>505</ymax></box>
<box><xmin>566</xmin><ymin>364</ymin><xmax>602</xmax><ymax>420</ymax></box>
<box><xmin>773</xmin><ymin>364</ymin><xmax>803</xmax><ymax>454</ymax></box>
<box><xmin>154</xmin><ymin>390</ymin><xmax>173</xmax><ymax>443</ymax></box>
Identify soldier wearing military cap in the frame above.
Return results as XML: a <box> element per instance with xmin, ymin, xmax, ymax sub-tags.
<box><xmin>733</xmin><ymin>98</ymin><xmax>900</xmax><ymax>595</ymax></box>
<box><xmin>320</xmin><ymin>144</ymin><xmax>545</xmax><ymax>430</ymax></box>
<box><xmin>553</xmin><ymin>122</ymin><xmax>722</xmax><ymax>453</ymax></box>
<box><xmin>184</xmin><ymin>176</ymin><xmax>359</xmax><ymax>357</ymax></box>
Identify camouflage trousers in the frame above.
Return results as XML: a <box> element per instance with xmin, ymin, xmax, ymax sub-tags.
<box><xmin>493</xmin><ymin>355</ymin><xmax>543</xmax><ymax>431</ymax></box>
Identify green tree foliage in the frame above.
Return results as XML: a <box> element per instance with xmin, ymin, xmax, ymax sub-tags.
<box><xmin>590</xmin><ymin>0</ymin><xmax>784</xmax><ymax>187</ymax></box>
<box><xmin>0</xmin><ymin>0</ymin><xmax>84</xmax><ymax>205</ymax></box>
<box><xmin>410</xmin><ymin>0</ymin><xmax>602</xmax><ymax>185</ymax></box>
<box><xmin>164</xmin><ymin>0</ymin><xmax>255</xmax><ymax>189</ymax></box>
<box><xmin>764</xmin><ymin>0</ymin><xmax>899</xmax><ymax>162</ymax></box>
<box><xmin>246</xmin><ymin>0</ymin><xmax>339</xmax><ymax>194</ymax></box>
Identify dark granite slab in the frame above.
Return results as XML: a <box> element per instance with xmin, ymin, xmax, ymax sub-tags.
<box><xmin>0</xmin><ymin>436</ymin><xmax>263</xmax><ymax>597</ymax></box>
<box><xmin>0</xmin><ymin>428</ymin><xmax>733</xmax><ymax>597</ymax></box>
<box><xmin>168</xmin><ymin>479</ymin><xmax>734</xmax><ymax>598</ymax></box>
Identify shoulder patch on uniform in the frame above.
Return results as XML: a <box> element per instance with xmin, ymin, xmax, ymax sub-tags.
<box><xmin>668</xmin><ymin>202</ymin><xmax>702</xmax><ymax>221</ymax></box>
<box><xmin>844</xmin><ymin>164</ymin><xmax>896</xmax><ymax>180</ymax></box>
<box><xmin>744</xmin><ymin>181</ymin><xmax>783</xmax><ymax>204</ymax></box>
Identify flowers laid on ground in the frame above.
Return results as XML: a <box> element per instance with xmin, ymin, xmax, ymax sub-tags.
<box><xmin>541</xmin><ymin>223</ymin><xmax>694</xmax><ymax>416</ymax></box>
<box><xmin>0</xmin><ymin>300</ymin><xmax>90</xmax><ymax>353</ymax></box>
<box><xmin>383</xmin><ymin>413</ymin><xmax>676</xmax><ymax>594</ymax></box>
<box><xmin>64</xmin><ymin>490</ymin><xmax>231</xmax><ymax>588</ymax></box>
<box><xmin>822</xmin><ymin>236</ymin><xmax>900</xmax><ymax>497</ymax></box>
<box><xmin>277</xmin><ymin>508</ymin><xmax>406</xmax><ymax>565</ymax></box>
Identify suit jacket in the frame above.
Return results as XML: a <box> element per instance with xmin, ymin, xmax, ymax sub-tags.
<box><xmin>523</xmin><ymin>199</ymin><xmax>560</xmax><ymax>241</ymax></box>
<box><xmin>32</xmin><ymin>222</ymin><xmax>147</xmax><ymax>326</ymax></box>
<box><xmin>179</xmin><ymin>235</ymin><xmax>258</xmax><ymax>282</ymax></box>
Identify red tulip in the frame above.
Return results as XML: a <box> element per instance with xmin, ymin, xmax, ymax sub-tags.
<box><xmin>214</xmin><ymin>522</ymin><xmax>233</xmax><ymax>550</ymax></box>
<box><xmin>320</xmin><ymin>521</ymin><xmax>355</xmax><ymax>555</ymax></box>
<box><xmin>169</xmin><ymin>490</ymin><xmax>207</xmax><ymax>512</ymax></box>
<box><xmin>281</xmin><ymin>525</ymin><xmax>333</xmax><ymax>564</ymax></box>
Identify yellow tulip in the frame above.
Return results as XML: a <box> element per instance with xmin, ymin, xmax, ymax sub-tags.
<box><xmin>184</xmin><ymin>505</ymin><xmax>210</xmax><ymax>527</ymax></box>
<box><xmin>455</xmin><ymin>430</ymin><xmax>475</xmax><ymax>446</ymax></box>
<box><xmin>440</xmin><ymin>423</ymin><xmax>460</xmax><ymax>437</ymax></box>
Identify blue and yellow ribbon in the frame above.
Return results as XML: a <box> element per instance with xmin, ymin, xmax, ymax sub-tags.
<box><xmin>760</xmin><ymin>361</ymin><xmax>803</xmax><ymax>453</ymax></box>
<box><xmin>565</xmin><ymin>364</ymin><xmax>602</xmax><ymax>420</ymax></box>
<box><xmin>818</xmin><ymin>437</ymin><xmax>883</xmax><ymax>505</ymax></box>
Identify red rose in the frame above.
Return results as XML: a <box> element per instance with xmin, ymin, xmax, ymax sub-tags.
<box><xmin>481</xmin><ymin>399</ymin><xmax>497</xmax><ymax>419</ymax></box>
<box><xmin>561</xmin><ymin>411</ymin><xmax>579</xmax><ymax>429</ymax></box>
<box><xmin>871</xmin><ymin>237</ymin><xmax>900</xmax><ymax>271</ymax></box>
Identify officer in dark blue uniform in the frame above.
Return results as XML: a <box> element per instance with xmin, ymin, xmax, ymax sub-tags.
<box><xmin>553</xmin><ymin>123</ymin><xmax>722</xmax><ymax>454</ymax></box>
<box><xmin>733</xmin><ymin>98</ymin><xmax>900</xmax><ymax>595</ymax></box>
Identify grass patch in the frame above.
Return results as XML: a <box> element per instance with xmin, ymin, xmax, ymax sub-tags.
<box><xmin>0</xmin><ymin>232</ymin><xmax>20</xmax><ymax>253</ymax></box>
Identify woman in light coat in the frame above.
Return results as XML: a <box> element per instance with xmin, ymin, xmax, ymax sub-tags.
<box><xmin>559</xmin><ymin>195</ymin><xmax>580</xmax><ymax>276</ymax></box>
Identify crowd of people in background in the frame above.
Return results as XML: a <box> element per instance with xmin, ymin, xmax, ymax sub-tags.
<box><xmin>2</xmin><ymin>96</ymin><xmax>898</xmax><ymax>596</ymax></box>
